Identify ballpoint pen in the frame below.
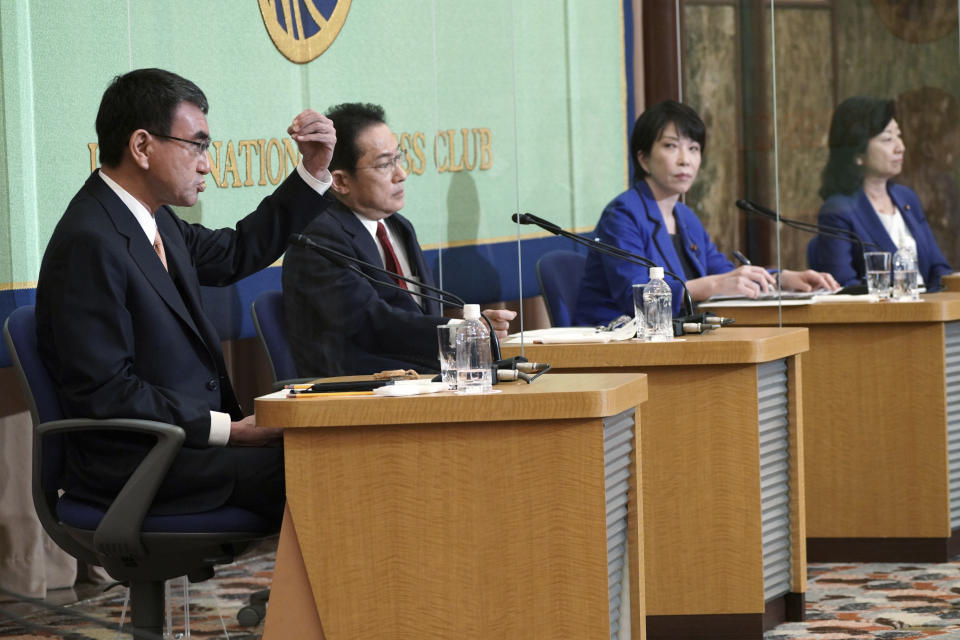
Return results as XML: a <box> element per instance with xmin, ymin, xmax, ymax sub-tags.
<box><xmin>732</xmin><ymin>250</ymin><xmax>751</xmax><ymax>266</ymax></box>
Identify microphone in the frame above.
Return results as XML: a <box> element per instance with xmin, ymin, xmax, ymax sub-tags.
<box><xmin>512</xmin><ymin>212</ymin><xmax>695</xmax><ymax>314</ymax></box>
<box><xmin>288</xmin><ymin>233</ymin><xmax>502</xmax><ymax>363</ymax></box>
<box><xmin>513</xmin><ymin>212</ymin><xmax>712</xmax><ymax>330</ymax></box>
<box><xmin>734</xmin><ymin>199</ymin><xmax>881</xmax><ymax>255</ymax></box>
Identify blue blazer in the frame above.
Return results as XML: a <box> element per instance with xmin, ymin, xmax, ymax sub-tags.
<box><xmin>573</xmin><ymin>180</ymin><xmax>734</xmax><ymax>325</ymax></box>
<box><xmin>812</xmin><ymin>183</ymin><xmax>951</xmax><ymax>289</ymax></box>
<box><xmin>282</xmin><ymin>200</ymin><xmax>446</xmax><ymax>377</ymax></box>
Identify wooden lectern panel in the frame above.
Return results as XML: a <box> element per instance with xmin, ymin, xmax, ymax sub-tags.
<box><xmin>285</xmin><ymin>417</ymin><xmax>620</xmax><ymax>638</ymax></box>
<box><xmin>501</xmin><ymin>329</ymin><xmax>808</xmax><ymax>636</ymax></box>
<box><xmin>798</xmin><ymin>322</ymin><xmax>949</xmax><ymax>537</ymax></box>
<box><xmin>639</xmin><ymin>364</ymin><xmax>765</xmax><ymax>614</ymax></box>
<box><xmin>259</xmin><ymin>374</ymin><xmax>648</xmax><ymax>639</ymax></box>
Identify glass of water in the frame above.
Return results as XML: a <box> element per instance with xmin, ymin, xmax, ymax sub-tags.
<box><xmin>436</xmin><ymin>325</ymin><xmax>458</xmax><ymax>389</ymax></box>
<box><xmin>863</xmin><ymin>251</ymin><xmax>892</xmax><ymax>299</ymax></box>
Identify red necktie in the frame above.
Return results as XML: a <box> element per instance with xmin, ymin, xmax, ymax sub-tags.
<box><xmin>376</xmin><ymin>221</ymin><xmax>408</xmax><ymax>289</ymax></box>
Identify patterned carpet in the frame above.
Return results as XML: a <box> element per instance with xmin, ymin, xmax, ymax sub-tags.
<box><xmin>9</xmin><ymin>558</ymin><xmax>960</xmax><ymax>638</ymax></box>
<box><xmin>0</xmin><ymin>552</ymin><xmax>275</xmax><ymax>639</ymax></box>
<box><xmin>766</xmin><ymin>563</ymin><xmax>960</xmax><ymax>640</ymax></box>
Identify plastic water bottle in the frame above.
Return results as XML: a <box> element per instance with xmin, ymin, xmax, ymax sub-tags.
<box><xmin>642</xmin><ymin>267</ymin><xmax>673</xmax><ymax>341</ymax></box>
<box><xmin>893</xmin><ymin>248</ymin><xmax>919</xmax><ymax>301</ymax></box>
<box><xmin>455</xmin><ymin>304</ymin><xmax>492</xmax><ymax>394</ymax></box>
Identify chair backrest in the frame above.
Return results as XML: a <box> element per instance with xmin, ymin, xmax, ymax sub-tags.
<box><xmin>536</xmin><ymin>250</ymin><xmax>587</xmax><ymax>327</ymax></box>
<box><xmin>251</xmin><ymin>290</ymin><xmax>298</xmax><ymax>383</ymax></box>
<box><xmin>3</xmin><ymin>305</ymin><xmax>71</xmax><ymax>536</ymax></box>
<box><xmin>4</xmin><ymin>306</ymin><xmax>64</xmax><ymax>426</ymax></box>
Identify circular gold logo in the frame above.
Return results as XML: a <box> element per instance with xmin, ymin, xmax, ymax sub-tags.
<box><xmin>259</xmin><ymin>0</ymin><xmax>351</xmax><ymax>64</ymax></box>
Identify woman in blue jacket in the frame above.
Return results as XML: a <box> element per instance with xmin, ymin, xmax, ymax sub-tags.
<box><xmin>812</xmin><ymin>96</ymin><xmax>951</xmax><ymax>289</ymax></box>
<box><xmin>573</xmin><ymin>100</ymin><xmax>837</xmax><ymax>326</ymax></box>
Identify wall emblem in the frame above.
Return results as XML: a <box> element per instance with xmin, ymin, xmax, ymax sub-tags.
<box><xmin>259</xmin><ymin>0</ymin><xmax>351</xmax><ymax>64</ymax></box>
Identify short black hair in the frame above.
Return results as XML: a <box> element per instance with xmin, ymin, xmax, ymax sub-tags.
<box><xmin>819</xmin><ymin>96</ymin><xmax>896</xmax><ymax>199</ymax></box>
<box><xmin>325</xmin><ymin>103</ymin><xmax>387</xmax><ymax>172</ymax></box>
<box><xmin>630</xmin><ymin>100</ymin><xmax>706</xmax><ymax>179</ymax></box>
<box><xmin>95</xmin><ymin>68</ymin><xmax>208</xmax><ymax>167</ymax></box>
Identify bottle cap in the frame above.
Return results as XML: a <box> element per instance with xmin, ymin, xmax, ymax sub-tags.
<box><xmin>463</xmin><ymin>303</ymin><xmax>481</xmax><ymax>320</ymax></box>
<box><xmin>649</xmin><ymin>267</ymin><xmax>664</xmax><ymax>280</ymax></box>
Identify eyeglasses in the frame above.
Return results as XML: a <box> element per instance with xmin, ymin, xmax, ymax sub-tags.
<box><xmin>356</xmin><ymin>152</ymin><xmax>404</xmax><ymax>174</ymax></box>
<box><xmin>148</xmin><ymin>132</ymin><xmax>212</xmax><ymax>155</ymax></box>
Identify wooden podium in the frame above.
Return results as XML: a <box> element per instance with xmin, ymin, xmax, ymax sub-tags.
<box><xmin>501</xmin><ymin>327</ymin><xmax>808</xmax><ymax>640</ymax></box>
<box><xmin>705</xmin><ymin>293</ymin><xmax>960</xmax><ymax>561</ymax></box>
<box><xmin>255</xmin><ymin>373</ymin><xmax>647</xmax><ymax>639</ymax></box>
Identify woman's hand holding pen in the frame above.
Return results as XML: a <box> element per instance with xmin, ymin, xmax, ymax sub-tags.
<box><xmin>779</xmin><ymin>269</ymin><xmax>841</xmax><ymax>292</ymax></box>
<box><xmin>688</xmin><ymin>265</ymin><xmax>777</xmax><ymax>300</ymax></box>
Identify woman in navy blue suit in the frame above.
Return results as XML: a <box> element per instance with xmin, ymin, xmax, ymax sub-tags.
<box><xmin>574</xmin><ymin>100</ymin><xmax>837</xmax><ymax>326</ymax></box>
<box><xmin>812</xmin><ymin>96</ymin><xmax>952</xmax><ymax>289</ymax></box>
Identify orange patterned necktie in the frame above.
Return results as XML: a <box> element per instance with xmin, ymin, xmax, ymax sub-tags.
<box><xmin>153</xmin><ymin>230</ymin><xmax>168</xmax><ymax>271</ymax></box>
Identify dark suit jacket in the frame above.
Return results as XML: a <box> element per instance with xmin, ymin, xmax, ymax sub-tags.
<box><xmin>282</xmin><ymin>201</ymin><xmax>444</xmax><ymax>377</ymax></box>
<box><xmin>35</xmin><ymin>170</ymin><xmax>327</xmax><ymax>514</ymax></box>
<box><xmin>813</xmin><ymin>183</ymin><xmax>952</xmax><ymax>289</ymax></box>
<box><xmin>573</xmin><ymin>180</ymin><xmax>735</xmax><ymax>325</ymax></box>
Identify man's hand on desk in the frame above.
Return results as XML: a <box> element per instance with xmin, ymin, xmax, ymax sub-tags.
<box><xmin>482</xmin><ymin>308</ymin><xmax>518</xmax><ymax>339</ymax></box>
<box><xmin>229</xmin><ymin>415</ymin><xmax>283</xmax><ymax>447</ymax></box>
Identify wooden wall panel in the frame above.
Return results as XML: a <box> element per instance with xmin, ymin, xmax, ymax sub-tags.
<box><xmin>772</xmin><ymin>7</ymin><xmax>833</xmax><ymax>268</ymax></box>
<box><xmin>683</xmin><ymin>4</ymin><xmax>742</xmax><ymax>259</ymax></box>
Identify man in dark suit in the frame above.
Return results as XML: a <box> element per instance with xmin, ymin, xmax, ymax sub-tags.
<box><xmin>282</xmin><ymin>102</ymin><xmax>514</xmax><ymax>377</ymax></box>
<box><xmin>35</xmin><ymin>68</ymin><xmax>336</xmax><ymax>524</ymax></box>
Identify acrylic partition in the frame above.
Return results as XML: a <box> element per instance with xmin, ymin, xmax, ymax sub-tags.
<box><xmin>426</xmin><ymin>3</ymin><xmax>628</xmax><ymax>335</ymax></box>
<box><xmin>675</xmin><ymin>0</ymin><xmax>960</xmax><ymax>313</ymax></box>
<box><xmin>769</xmin><ymin>0</ymin><xmax>960</xmax><ymax>291</ymax></box>
<box><xmin>0</xmin><ymin>2</ymin><xmax>629</xmax><ymax>349</ymax></box>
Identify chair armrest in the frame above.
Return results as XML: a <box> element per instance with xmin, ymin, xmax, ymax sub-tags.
<box><xmin>34</xmin><ymin>418</ymin><xmax>185</xmax><ymax>560</ymax></box>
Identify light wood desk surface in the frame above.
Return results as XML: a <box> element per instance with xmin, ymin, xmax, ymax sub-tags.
<box><xmin>503</xmin><ymin>326</ymin><xmax>808</xmax><ymax>367</ymax></box>
<box><xmin>256</xmin><ymin>370</ymin><xmax>645</xmax><ymax>427</ymax></box>
<box><xmin>706</xmin><ymin>292</ymin><xmax>960</xmax><ymax>560</ymax></box>
<box><xmin>257</xmin><ymin>373</ymin><xmax>648</xmax><ymax>640</ymax></box>
<box><xmin>502</xmin><ymin>326</ymin><xmax>808</xmax><ymax>639</ymax></box>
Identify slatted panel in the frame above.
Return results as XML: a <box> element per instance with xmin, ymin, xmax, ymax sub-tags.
<box><xmin>604</xmin><ymin>407</ymin><xmax>636</xmax><ymax>640</ymax></box>
<box><xmin>944</xmin><ymin>322</ymin><xmax>960</xmax><ymax>529</ymax></box>
<box><xmin>758</xmin><ymin>359</ymin><xmax>792</xmax><ymax>602</ymax></box>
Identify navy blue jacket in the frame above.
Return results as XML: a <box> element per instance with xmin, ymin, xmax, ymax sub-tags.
<box><xmin>36</xmin><ymin>169</ymin><xmax>324</xmax><ymax>513</ymax></box>
<box><xmin>812</xmin><ymin>183</ymin><xmax>951</xmax><ymax>289</ymax></box>
<box><xmin>282</xmin><ymin>201</ymin><xmax>444</xmax><ymax>377</ymax></box>
<box><xmin>573</xmin><ymin>180</ymin><xmax>734</xmax><ymax>325</ymax></box>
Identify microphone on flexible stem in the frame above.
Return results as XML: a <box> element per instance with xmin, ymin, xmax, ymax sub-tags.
<box><xmin>288</xmin><ymin>233</ymin><xmax>504</xmax><ymax>364</ymax></box>
<box><xmin>734</xmin><ymin>200</ymin><xmax>880</xmax><ymax>293</ymax></box>
<box><xmin>734</xmin><ymin>199</ymin><xmax>881</xmax><ymax>255</ymax></box>
<box><xmin>511</xmin><ymin>213</ymin><xmax>696</xmax><ymax>316</ymax></box>
<box><xmin>512</xmin><ymin>213</ymin><xmax>721</xmax><ymax>334</ymax></box>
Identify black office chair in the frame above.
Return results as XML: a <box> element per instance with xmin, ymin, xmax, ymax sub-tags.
<box><xmin>251</xmin><ymin>289</ymin><xmax>313</xmax><ymax>390</ymax></box>
<box><xmin>536</xmin><ymin>250</ymin><xmax>587</xmax><ymax>327</ymax></box>
<box><xmin>3</xmin><ymin>305</ymin><xmax>279</xmax><ymax>637</ymax></box>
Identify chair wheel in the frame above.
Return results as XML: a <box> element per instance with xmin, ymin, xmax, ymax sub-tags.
<box><xmin>237</xmin><ymin>603</ymin><xmax>266</xmax><ymax>626</ymax></box>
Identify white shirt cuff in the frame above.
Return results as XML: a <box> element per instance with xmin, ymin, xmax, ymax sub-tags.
<box><xmin>296</xmin><ymin>161</ymin><xmax>332</xmax><ymax>195</ymax></box>
<box><xmin>208</xmin><ymin>411</ymin><xmax>232</xmax><ymax>446</ymax></box>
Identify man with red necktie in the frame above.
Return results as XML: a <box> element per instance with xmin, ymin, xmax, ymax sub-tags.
<box><xmin>283</xmin><ymin>102</ymin><xmax>515</xmax><ymax>378</ymax></box>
